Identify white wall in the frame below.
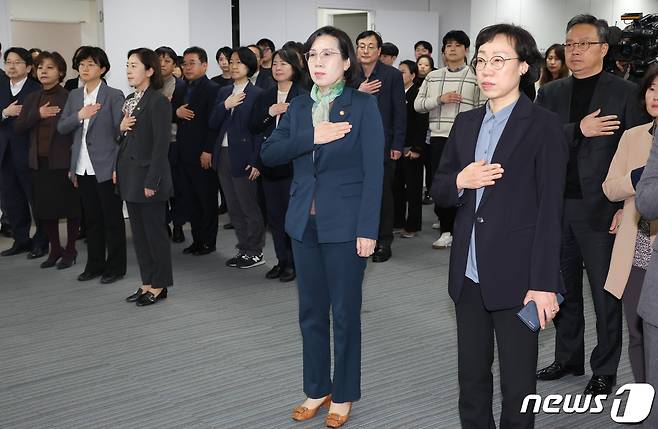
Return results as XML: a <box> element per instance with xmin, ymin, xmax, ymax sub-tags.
<box><xmin>189</xmin><ymin>0</ymin><xmax>232</xmax><ymax>78</ymax></box>
<box><xmin>102</xmin><ymin>0</ymin><xmax>190</xmax><ymax>93</ymax></box>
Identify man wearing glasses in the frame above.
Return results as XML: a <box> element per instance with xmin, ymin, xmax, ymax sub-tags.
<box><xmin>536</xmin><ymin>14</ymin><xmax>646</xmax><ymax>395</ymax></box>
<box><xmin>355</xmin><ymin>30</ymin><xmax>406</xmax><ymax>263</ymax></box>
<box><xmin>0</xmin><ymin>47</ymin><xmax>46</xmax><ymax>258</ymax></box>
<box><xmin>171</xmin><ymin>46</ymin><xmax>220</xmax><ymax>256</ymax></box>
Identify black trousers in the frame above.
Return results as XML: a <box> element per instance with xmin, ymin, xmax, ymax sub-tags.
<box><xmin>262</xmin><ymin>176</ymin><xmax>293</xmax><ymax>268</ymax></box>
<box><xmin>0</xmin><ymin>151</ymin><xmax>47</xmax><ymax>248</ymax></box>
<box><xmin>554</xmin><ymin>198</ymin><xmax>622</xmax><ymax>375</ymax></box>
<box><xmin>77</xmin><ymin>174</ymin><xmax>126</xmax><ymax>276</ymax></box>
<box><xmin>430</xmin><ymin>137</ymin><xmax>456</xmax><ymax>232</ymax></box>
<box><xmin>393</xmin><ymin>154</ymin><xmax>423</xmax><ymax>232</ymax></box>
<box><xmin>127</xmin><ymin>201</ymin><xmax>173</xmax><ymax>288</ymax></box>
<box><xmin>292</xmin><ymin>217</ymin><xmax>366</xmax><ymax>403</ymax></box>
<box><xmin>624</xmin><ymin>265</ymin><xmax>646</xmax><ymax>383</ymax></box>
<box><xmin>378</xmin><ymin>158</ymin><xmax>396</xmax><ymax>247</ymax></box>
<box><xmin>179</xmin><ymin>162</ymin><xmax>218</xmax><ymax>247</ymax></box>
<box><xmin>167</xmin><ymin>160</ymin><xmax>187</xmax><ymax>227</ymax></box>
<box><xmin>456</xmin><ymin>278</ymin><xmax>538</xmax><ymax>429</ymax></box>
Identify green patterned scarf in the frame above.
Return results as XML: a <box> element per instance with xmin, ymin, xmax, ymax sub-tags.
<box><xmin>310</xmin><ymin>79</ymin><xmax>345</xmax><ymax>126</ymax></box>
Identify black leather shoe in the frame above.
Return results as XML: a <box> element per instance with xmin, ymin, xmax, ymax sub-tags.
<box><xmin>584</xmin><ymin>375</ymin><xmax>616</xmax><ymax>395</ymax></box>
<box><xmin>136</xmin><ymin>288</ymin><xmax>168</xmax><ymax>306</ymax></box>
<box><xmin>125</xmin><ymin>288</ymin><xmax>147</xmax><ymax>302</ymax></box>
<box><xmin>101</xmin><ymin>273</ymin><xmax>124</xmax><ymax>284</ymax></box>
<box><xmin>223</xmin><ymin>223</ymin><xmax>234</xmax><ymax>230</ymax></box>
<box><xmin>27</xmin><ymin>246</ymin><xmax>48</xmax><ymax>259</ymax></box>
<box><xmin>1</xmin><ymin>241</ymin><xmax>32</xmax><ymax>257</ymax></box>
<box><xmin>172</xmin><ymin>225</ymin><xmax>185</xmax><ymax>243</ymax></box>
<box><xmin>266</xmin><ymin>265</ymin><xmax>282</xmax><ymax>279</ymax></box>
<box><xmin>78</xmin><ymin>271</ymin><xmax>102</xmax><ymax>281</ymax></box>
<box><xmin>279</xmin><ymin>267</ymin><xmax>296</xmax><ymax>282</ymax></box>
<box><xmin>194</xmin><ymin>244</ymin><xmax>216</xmax><ymax>255</ymax></box>
<box><xmin>371</xmin><ymin>246</ymin><xmax>392</xmax><ymax>263</ymax></box>
<box><xmin>536</xmin><ymin>361</ymin><xmax>585</xmax><ymax>380</ymax></box>
<box><xmin>40</xmin><ymin>252</ymin><xmax>62</xmax><ymax>268</ymax></box>
<box><xmin>183</xmin><ymin>242</ymin><xmax>201</xmax><ymax>254</ymax></box>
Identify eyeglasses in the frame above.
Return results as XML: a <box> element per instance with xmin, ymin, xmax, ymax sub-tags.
<box><xmin>473</xmin><ymin>56</ymin><xmax>519</xmax><ymax>71</ymax></box>
<box><xmin>182</xmin><ymin>61</ymin><xmax>203</xmax><ymax>67</ymax></box>
<box><xmin>78</xmin><ymin>63</ymin><xmax>99</xmax><ymax>70</ymax></box>
<box><xmin>304</xmin><ymin>49</ymin><xmax>342</xmax><ymax>63</ymax></box>
<box><xmin>357</xmin><ymin>44</ymin><xmax>378</xmax><ymax>52</ymax></box>
<box><xmin>563</xmin><ymin>41</ymin><xmax>605</xmax><ymax>52</ymax></box>
<box><xmin>4</xmin><ymin>60</ymin><xmax>26</xmax><ymax>66</ymax></box>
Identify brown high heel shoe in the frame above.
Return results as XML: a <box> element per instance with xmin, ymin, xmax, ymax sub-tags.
<box><xmin>291</xmin><ymin>394</ymin><xmax>331</xmax><ymax>421</ymax></box>
<box><xmin>325</xmin><ymin>402</ymin><xmax>352</xmax><ymax>428</ymax></box>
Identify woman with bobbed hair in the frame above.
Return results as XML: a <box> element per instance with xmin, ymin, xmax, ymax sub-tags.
<box><xmin>538</xmin><ymin>43</ymin><xmax>569</xmax><ymax>88</ymax></box>
<box><xmin>14</xmin><ymin>51</ymin><xmax>81</xmax><ymax>269</ymax></box>
<box><xmin>209</xmin><ymin>47</ymin><xmax>266</xmax><ymax>269</ymax></box>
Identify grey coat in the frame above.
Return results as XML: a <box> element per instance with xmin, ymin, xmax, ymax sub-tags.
<box><xmin>635</xmin><ymin>126</ymin><xmax>658</xmax><ymax>326</ymax></box>
<box><xmin>57</xmin><ymin>82</ymin><xmax>125</xmax><ymax>183</ymax></box>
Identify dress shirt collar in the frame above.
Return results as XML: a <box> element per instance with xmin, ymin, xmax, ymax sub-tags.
<box><xmin>483</xmin><ymin>97</ymin><xmax>518</xmax><ymax>126</ymax></box>
<box><xmin>84</xmin><ymin>81</ymin><xmax>101</xmax><ymax>100</ymax></box>
<box><xmin>9</xmin><ymin>76</ymin><xmax>28</xmax><ymax>96</ymax></box>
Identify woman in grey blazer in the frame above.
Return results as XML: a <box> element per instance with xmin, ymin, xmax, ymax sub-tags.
<box><xmin>57</xmin><ymin>46</ymin><xmax>126</xmax><ymax>284</ymax></box>
<box><xmin>634</xmin><ymin>65</ymin><xmax>658</xmax><ymax>428</ymax></box>
<box><xmin>116</xmin><ymin>48</ymin><xmax>173</xmax><ymax>306</ymax></box>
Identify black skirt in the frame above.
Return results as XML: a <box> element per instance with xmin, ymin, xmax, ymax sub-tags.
<box><xmin>32</xmin><ymin>163</ymin><xmax>81</xmax><ymax>220</ymax></box>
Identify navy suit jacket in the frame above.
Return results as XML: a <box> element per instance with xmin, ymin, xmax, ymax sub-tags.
<box><xmin>431</xmin><ymin>94</ymin><xmax>568</xmax><ymax>311</ymax></box>
<box><xmin>171</xmin><ymin>75</ymin><xmax>220</xmax><ymax>165</ymax></box>
<box><xmin>249</xmin><ymin>82</ymin><xmax>308</xmax><ymax>178</ymax></box>
<box><xmin>261</xmin><ymin>87</ymin><xmax>385</xmax><ymax>243</ymax></box>
<box><xmin>0</xmin><ymin>77</ymin><xmax>41</xmax><ymax>167</ymax></box>
<box><xmin>357</xmin><ymin>61</ymin><xmax>406</xmax><ymax>153</ymax></box>
<box><xmin>209</xmin><ymin>82</ymin><xmax>263</xmax><ymax>176</ymax></box>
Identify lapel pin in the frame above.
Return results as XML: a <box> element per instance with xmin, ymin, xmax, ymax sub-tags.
<box><xmin>339</xmin><ymin>110</ymin><xmax>345</xmax><ymax>116</ymax></box>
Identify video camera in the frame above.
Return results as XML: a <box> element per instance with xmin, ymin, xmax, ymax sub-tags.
<box><xmin>607</xmin><ymin>13</ymin><xmax>658</xmax><ymax>80</ymax></box>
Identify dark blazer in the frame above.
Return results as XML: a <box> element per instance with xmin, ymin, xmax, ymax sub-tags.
<box><xmin>57</xmin><ymin>82</ymin><xmax>125</xmax><ymax>183</ymax></box>
<box><xmin>261</xmin><ymin>87</ymin><xmax>385</xmax><ymax>243</ymax></box>
<box><xmin>404</xmin><ymin>84</ymin><xmax>428</xmax><ymax>154</ymax></box>
<box><xmin>357</xmin><ymin>61</ymin><xmax>406</xmax><ymax>153</ymax></box>
<box><xmin>431</xmin><ymin>94</ymin><xmax>568</xmax><ymax>311</ymax></box>
<box><xmin>64</xmin><ymin>77</ymin><xmax>80</xmax><ymax>92</ymax></box>
<box><xmin>210</xmin><ymin>75</ymin><xmax>232</xmax><ymax>88</ymax></box>
<box><xmin>0</xmin><ymin>77</ymin><xmax>41</xmax><ymax>167</ymax></box>
<box><xmin>249</xmin><ymin>82</ymin><xmax>308</xmax><ymax>178</ymax></box>
<box><xmin>116</xmin><ymin>88</ymin><xmax>173</xmax><ymax>203</ymax></box>
<box><xmin>254</xmin><ymin>68</ymin><xmax>275</xmax><ymax>91</ymax></box>
<box><xmin>209</xmin><ymin>81</ymin><xmax>263</xmax><ymax>176</ymax></box>
<box><xmin>13</xmin><ymin>85</ymin><xmax>73</xmax><ymax>170</ymax></box>
<box><xmin>170</xmin><ymin>75</ymin><xmax>220</xmax><ymax>165</ymax></box>
<box><xmin>536</xmin><ymin>72</ymin><xmax>646</xmax><ymax>231</ymax></box>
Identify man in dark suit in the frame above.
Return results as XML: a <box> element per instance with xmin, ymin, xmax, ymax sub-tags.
<box><xmin>433</xmin><ymin>24</ymin><xmax>567</xmax><ymax>428</ymax></box>
<box><xmin>0</xmin><ymin>47</ymin><xmax>48</xmax><ymax>258</ymax></box>
<box><xmin>0</xmin><ymin>44</ymin><xmax>10</xmax><ymax>238</ymax></box>
<box><xmin>356</xmin><ymin>30</ymin><xmax>406</xmax><ymax>263</ymax></box>
<box><xmin>535</xmin><ymin>15</ymin><xmax>646</xmax><ymax>395</ymax></box>
<box><xmin>171</xmin><ymin>46</ymin><xmax>220</xmax><ymax>255</ymax></box>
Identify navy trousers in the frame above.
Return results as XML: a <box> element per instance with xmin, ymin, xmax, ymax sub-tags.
<box><xmin>0</xmin><ymin>149</ymin><xmax>46</xmax><ymax>249</ymax></box>
<box><xmin>292</xmin><ymin>216</ymin><xmax>366</xmax><ymax>403</ymax></box>
<box><xmin>262</xmin><ymin>176</ymin><xmax>293</xmax><ymax>268</ymax></box>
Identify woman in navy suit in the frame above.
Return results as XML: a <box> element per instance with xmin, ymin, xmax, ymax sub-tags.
<box><xmin>432</xmin><ymin>24</ymin><xmax>567</xmax><ymax>428</ymax></box>
<box><xmin>261</xmin><ymin>26</ymin><xmax>384</xmax><ymax>428</ymax></box>
<box><xmin>209</xmin><ymin>47</ymin><xmax>265</xmax><ymax>269</ymax></box>
<box><xmin>250</xmin><ymin>47</ymin><xmax>308</xmax><ymax>282</ymax></box>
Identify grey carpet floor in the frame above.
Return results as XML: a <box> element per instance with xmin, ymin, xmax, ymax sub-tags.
<box><xmin>0</xmin><ymin>206</ymin><xmax>633</xmax><ymax>428</ymax></box>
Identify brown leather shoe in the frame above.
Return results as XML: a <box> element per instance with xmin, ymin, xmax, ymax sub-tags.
<box><xmin>325</xmin><ymin>402</ymin><xmax>352</xmax><ymax>428</ymax></box>
<box><xmin>291</xmin><ymin>395</ymin><xmax>331</xmax><ymax>421</ymax></box>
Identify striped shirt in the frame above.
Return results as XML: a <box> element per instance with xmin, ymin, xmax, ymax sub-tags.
<box><xmin>414</xmin><ymin>66</ymin><xmax>487</xmax><ymax>138</ymax></box>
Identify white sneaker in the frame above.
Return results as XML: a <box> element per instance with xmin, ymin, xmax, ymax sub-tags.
<box><xmin>432</xmin><ymin>223</ymin><xmax>440</xmax><ymax>230</ymax></box>
<box><xmin>432</xmin><ymin>232</ymin><xmax>453</xmax><ymax>249</ymax></box>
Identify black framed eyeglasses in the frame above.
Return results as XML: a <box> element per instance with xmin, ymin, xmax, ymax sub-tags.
<box><xmin>563</xmin><ymin>41</ymin><xmax>605</xmax><ymax>52</ymax></box>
